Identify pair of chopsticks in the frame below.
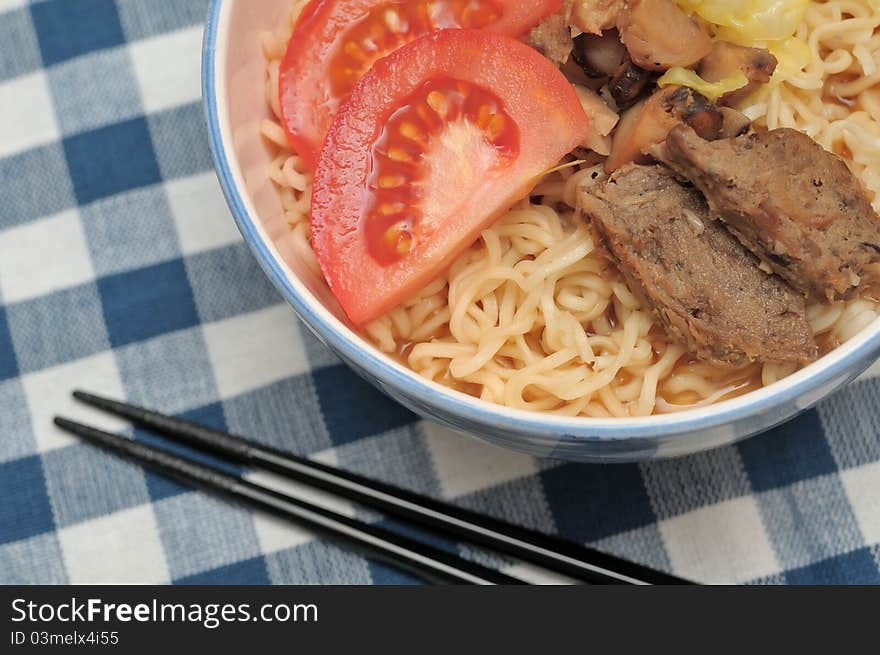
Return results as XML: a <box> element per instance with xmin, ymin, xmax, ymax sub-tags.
<box><xmin>54</xmin><ymin>391</ymin><xmax>692</xmax><ymax>585</ymax></box>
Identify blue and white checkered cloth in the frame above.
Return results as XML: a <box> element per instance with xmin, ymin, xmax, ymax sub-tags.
<box><xmin>2</xmin><ymin>0</ymin><xmax>880</xmax><ymax>585</ymax></box>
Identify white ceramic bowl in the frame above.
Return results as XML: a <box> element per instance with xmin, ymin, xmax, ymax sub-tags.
<box><xmin>202</xmin><ymin>0</ymin><xmax>880</xmax><ymax>462</ymax></box>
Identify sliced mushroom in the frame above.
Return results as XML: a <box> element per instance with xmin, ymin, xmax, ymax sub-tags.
<box><xmin>682</xmin><ymin>98</ymin><xmax>724</xmax><ymax>140</ymax></box>
<box><xmin>606</xmin><ymin>85</ymin><xmax>722</xmax><ymax>171</ymax></box>
<box><xmin>718</xmin><ymin>106</ymin><xmax>752</xmax><ymax>138</ymax></box>
<box><xmin>617</xmin><ymin>0</ymin><xmax>712</xmax><ymax>71</ymax></box>
<box><xmin>606</xmin><ymin>97</ymin><xmax>651</xmax><ymax>171</ymax></box>
<box><xmin>572</xmin><ymin>30</ymin><xmax>627</xmax><ymax>78</ymax></box>
<box><xmin>573</xmin><ymin>85</ymin><xmax>620</xmax><ymax>155</ymax></box>
<box><xmin>698</xmin><ymin>41</ymin><xmax>778</xmax><ymax>106</ymax></box>
<box><xmin>608</xmin><ymin>55</ymin><xmax>652</xmax><ymax>108</ymax></box>
<box><xmin>571</xmin><ymin>0</ymin><xmax>624</xmax><ymax>36</ymax></box>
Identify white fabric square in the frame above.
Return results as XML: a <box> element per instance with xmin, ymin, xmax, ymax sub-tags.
<box><xmin>59</xmin><ymin>504</ymin><xmax>169</xmax><ymax>584</ymax></box>
<box><xmin>659</xmin><ymin>496</ymin><xmax>780</xmax><ymax>583</ymax></box>
<box><xmin>841</xmin><ymin>461</ymin><xmax>880</xmax><ymax>546</ymax></box>
<box><xmin>166</xmin><ymin>173</ymin><xmax>241</xmax><ymax>254</ymax></box>
<box><xmin>0</xmin><ymin>0</ymin><xmax>26</xmax><ymax>12</ymax></box>
<box><xmin>0</xmin><ymin>71</ymin><xmax>58</xmax><ymax>158</ymax></box>
<box><xmin>0</xmin><ymin>209</ymin><xmax>93</xmax><ymax>304</ymax></box>
<box><xmin>423</xmin><ymin>422</ymin><xmax>539</xmax><ymax>499</ymax></box>
<box><xmin>203</xmin><ymin>304</ymin><xmax>310</xmax><ymax>399</ymax></box>
<box><xmin>130</xmin><ymin>26</ymin><xmax>203</xmax><ymax>114</ymax></box>
<box><xmin>860</xmin><ymin>357</ymin><xmax>880</xmax><ymax>380</ymax></box>
<box><xmin>22</xmin><ymin>351</ymin><xmax>127</xmax><ymax>453</ymax></box>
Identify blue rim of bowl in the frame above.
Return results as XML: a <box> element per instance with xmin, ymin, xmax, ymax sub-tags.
<box><xmin>201</xmin><ymin>0</ymin><xmax>880</xmax><ymax>444</ymax></box>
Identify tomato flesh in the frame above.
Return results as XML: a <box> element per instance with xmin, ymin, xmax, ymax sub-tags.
<box><xmin>311</xmin><ymin>29</ymin><xmax>590</xmax><ymax>325</ymax></box>
<box><xmin>364</xmin><ymin>76</ymin><xmax>519</xmax><ymax>266</ymax></box>
<box><xmin>279</xmin><ymin>0</ymin><xmax>561</xmax><ymax>168</ymax></box>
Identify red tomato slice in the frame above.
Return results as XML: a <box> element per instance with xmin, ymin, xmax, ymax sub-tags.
<box><xmin>311</xmin><ymin>29</ymin><xmax>590</xmax><ymax>325</ymax></box>
<box><xmin>279</xmin><ymin>0</ymin><xmax>562</xmax><ymax>168</ymax></box>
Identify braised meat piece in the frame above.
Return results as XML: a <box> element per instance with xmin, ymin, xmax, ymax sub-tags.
<box><xmin>578</xmin><ymin>164</ymin><xmax>817</xmax><ymax>365</ymax></box>
<box><xmin>654</xmin><ymin>125</ymin><xmax>880</xmax><ymax>301</ymax></box>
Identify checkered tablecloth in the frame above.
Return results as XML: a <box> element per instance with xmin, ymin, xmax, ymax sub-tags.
<box><xmin>2</xmin><ymin>0</ymin><xmax>880</xmax><ymax>586</ymax></box>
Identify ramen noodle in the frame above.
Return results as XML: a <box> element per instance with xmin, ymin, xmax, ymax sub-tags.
<box><xmin>259</xmin><ymin>0</ymin><xmax>880</xmax><ymax>417</ymax></box>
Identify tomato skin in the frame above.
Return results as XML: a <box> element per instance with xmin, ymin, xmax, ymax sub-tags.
<box><xmin>311</xmin><ymin>29</ymin><xmax>590</xmax><ymax>325</ymax></box>
<box><xmin>279</xmin><ymin>0</ymin><xmax>562</xmax><ymax>169</ymax></box>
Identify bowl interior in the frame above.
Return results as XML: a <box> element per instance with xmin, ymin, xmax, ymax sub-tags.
<box><xmin>219</xmin><ymin>0</ymin><xmax>348</xmax><ymax>319</ymax></box>
<box><xmin>205</xmin><ymin>0</ymin><xmax>880</xmax><ymax>449</ymax></box>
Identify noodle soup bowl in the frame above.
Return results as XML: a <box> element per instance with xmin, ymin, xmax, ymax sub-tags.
<box><xmin>203</xmin><ymin>0</ymin><xmax>880</xmax><ymax>462</ymax></box>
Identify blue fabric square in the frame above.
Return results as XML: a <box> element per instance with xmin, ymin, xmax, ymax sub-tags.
<box><xmin>97</xmin><ymin>259</ymin><xmax>199</xmax><ymax>348</ymax></box>
<box><xmin>757</xmin><ymin>475</ymin><xmax>863</xmax><ymax>570</ymax></box>
<box><xmin>116</xmin><ymin>0</ymin><xmax>209</xmax><ymax>41</ymax></box>
<box><xmin>0</xmin><ymin>143</ymin><xmax>75</xmax><ymax>230</ymax></box>
<box><xmin>0</xmin><ymin>380</ymin><xmax>36</xmax><ymax>464</ymax></box>
<box><xmin>457</xmin><ymin>476</ymin><xmax>557</xmax><ymax>533</ymax></box>
<box><xmin>187</xmin><ymin>243</ymin><xmax>281</xmax><ymax>324</ymax></box>
<box><xmin>63</xmin><ymin>117</ymin><xmax>161</xmax><ymax>206</ymax></box>
<box><xmin>222</xmin><ymin>376</ymin><xmax>332</xmax><ymax>455</ymax></box>
<box><xmin>175</xmin><ymin>555</ymin><xmax>271</xmax><ymax>585</ymax></box>
<box><xmin>152</xmin><ymin>492</ymin><xmax>261</xmax><ymax>580</ymax></box>
<box><xmin>336</xmin><ymin>425</ymin><xmax>439</xmax><ymax>496</ymax></box>
<box><xmin>30</xmin><ymin>0</ymin><xmax>125</xmax><ymax>67</ymax></box>
<box><xmin>785</xmin><ymin>548</ymin><xmax>879</xmax><ymax>585</ymax></box>
<box><xmin>817</xmin><ymin>377</ymin><xmax>880</xmax><ymax>470</ymax></box>
<box><xmin>737</xmin><ymin>409</ymin><xmax>837</xmax><ymax>492</ymax></box>
<box><xmin>41</xmin><ymin>443</ymin><xmax>150</xmax><ymax>527</ymax></box>
<box><xmin>0</xmin><ymin>8</ymin><xmax>43</xmax><ymax>82</ymax></box>
<box><xmin>115</xmin><ymin>328</ymin><xmax>219</xmax><ymax>415</ymax></box>
<box><xmin>312</xmin><ymin>365</ymin><xmax>417</xmax><ymax>446</ymax></box>
<box><xmin>265</xmin><ymin>541</ymin><xmax>373</xmax><ymax>584</ymax></box>
<box><xmin>47</xmin><ymin>47</ymin><xmax>143</xmax><ymax>136</ymax></box>
<box><xmin>0</xmin><ymin>306</ymin><xmax>19</xmax><ymax>382</ymax></box>
<box><xmin>6</xmin><ymin>283</ymin><xmax>110</xmax><ymax>374</ymax></box>
<box><xmin>641</xmin><ymin>446</ymin><xmax>752</xmax><ymax>520</ymax></box>
<box><xmin>0</xmin><ymin>455</ymin><xmax>55</xmax><ymax>545</ymax></box>
<box><xmin>81</xmin><ymin>186</ymin><xmax>180</xmax><ymax>277</ymax></box>
<box><xmin>147</xmin><ymin>103</ymin><xmax>214</xmax><ymax>181</ymax></box>
<box><xmin>138</xmin><ymin>402</ymin><xmax>237</xmax><ymax>502</ymax></box>
<box><xmin>0</xmin><ymin>533</ymin><xmax>67</xmax><ymax>584</ymax></box>
<box><xmin>539</xmin><ymin>463</ymin><xmax>656</xmax><ymax>543</ymax></box>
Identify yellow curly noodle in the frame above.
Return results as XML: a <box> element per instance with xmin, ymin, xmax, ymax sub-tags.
<box><xmin>261</xmin><ymin>1</ymin><xmax>880</xmax><ymax>417</ymax></box>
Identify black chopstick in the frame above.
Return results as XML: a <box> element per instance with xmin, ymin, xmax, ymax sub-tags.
<box><xmin>72</xmin><ymin>390</ymin><xmax>691</xmax><ymax>585</ymax></box>
<box><xmin>53</xmin><ymin>417</ymin><xmax>522</xmax><ymax>586</ymax></box>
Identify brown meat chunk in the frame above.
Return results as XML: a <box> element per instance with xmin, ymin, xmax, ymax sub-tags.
<box><xmin>655</xmin><ymin>125</ymin><xmax>880</xmax><ymax>301</ymax></box>
<box><xmin>578</xmin><ymin>164</ymin><xmax>817</xmax><ymax>365</ymax></box>
<box><xmin>698</xmin><ymin>41</ymin><xmax>777</xmax><ymax>106</ymax></box>
<box><xmin>616</xmin><ymin>0</ymin><xmax>712</xmax><ymax>71</ymax></box>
